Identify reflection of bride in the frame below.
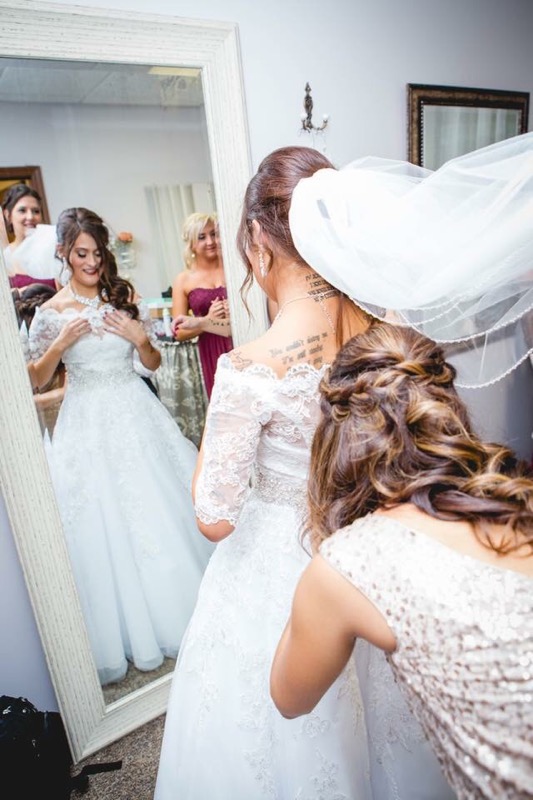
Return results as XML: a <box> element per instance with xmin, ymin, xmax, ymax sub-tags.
<box><xmin>28</xmin><ymin>207</ymin><xmax>213</xmax><ymax>685</ymax></box>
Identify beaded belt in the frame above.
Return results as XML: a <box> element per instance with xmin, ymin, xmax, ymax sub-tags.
<box><xmin>252</xmin><ymin>469</ymin><xmax>308</xmax><ymax>509</ymax></box>
<box><xmin>67</xmin><ymin>366</ymin><xmax>139</xmax><ymax>390</ymax></box>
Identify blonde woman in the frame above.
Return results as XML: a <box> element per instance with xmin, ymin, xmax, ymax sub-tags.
<box><xmin>171</xmin><ymin>212</ymin><xmax>233</xmax><ymax>398</ymax></box>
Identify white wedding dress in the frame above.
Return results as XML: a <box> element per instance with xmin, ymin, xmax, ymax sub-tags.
<box><xmin>155</xmin><ymin>355</ymin><xmax>455</xmax><ymax>800</ymax></box>
<box><xmin>29</xmin><ymin>303</ymin><xmax>213</xmax><ymax>685</ymax></box>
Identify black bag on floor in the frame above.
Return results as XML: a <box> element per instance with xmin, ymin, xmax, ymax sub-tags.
<box><xmin>0</xmin><ymin>695</ymin><xmax>122</xmax><ymax>799</ymax></box>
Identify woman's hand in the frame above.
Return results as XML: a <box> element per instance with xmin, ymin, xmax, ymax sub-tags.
<box><xmin>56</xmin><ymin>316</ymin><xmax>91</xmax><ymax>350</ymax></box>
<box><xmin>103</xmin><ymin>309</ymin><xmax>145</xmax><ymax>347</ymax></box>
<box><xmin>207</xmin><ymin>297</ymin><xmax>229</xmax><ymax>320</ymax></box>
<box><xmin>172</xmin><ymin>314</ymin><xmax>204</xmax><ymax>334</ymax></box>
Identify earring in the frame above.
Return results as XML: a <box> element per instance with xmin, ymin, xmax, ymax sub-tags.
<box><xmin>59</xmin><ymin>257</ymin><xmax>72</xmax><ymax>286</ymax></box>
<box><xmin>258</xmin><ymin>248</ymin><xmax>267</xmax><ymax>279</ymax></box>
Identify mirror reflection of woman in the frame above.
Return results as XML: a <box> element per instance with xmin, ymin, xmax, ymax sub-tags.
<box><xmin>1</xmin><ymin>183</ymin><xmax>58</xmax><ymax>292</ymax></box>
<box><xmin>28</xmin><ymin>207</ymin><xmax>213</xmax><ymax>686</ymax></box>
<box><xmin>171</xmin><ymin>212</ymin><xmax>233</xmax><ymax>398</ymax></box>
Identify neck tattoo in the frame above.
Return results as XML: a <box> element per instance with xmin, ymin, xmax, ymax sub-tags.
<box><xmin>274</xmin><ymin>292</ymin><xmax>337</xmax><ymax>334</ymax></box>
<box><xmin>69</xmin><ymin>281</ymin><xmax>101</xmax><ymax>309</ymax></box>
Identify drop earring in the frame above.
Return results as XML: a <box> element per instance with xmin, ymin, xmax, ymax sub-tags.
<box><xmin>258</xmin><ymin>248</ymin><xmax>267</xmax><ymax>279</ymax></box>
<box><xmin>59</xmin><ymin>257</ymin><xmax>72</xmax><ymax>286</ymax></box>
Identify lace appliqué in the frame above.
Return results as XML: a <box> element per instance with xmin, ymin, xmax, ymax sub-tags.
<box><xmin>194</xmin><ymin>356</ymin><xmax>328</xmax><ymax>526</ymax></box>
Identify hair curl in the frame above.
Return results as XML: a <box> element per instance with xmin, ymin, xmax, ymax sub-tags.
<box><xmin>308</xmin><ymin>323</ymin><xmax>533</xmax><ymax>555</ymax></box>
<box><xmin>56</xmin><ymin>207</ymin><xmax>138</xmax><ymax>319</ymax></box>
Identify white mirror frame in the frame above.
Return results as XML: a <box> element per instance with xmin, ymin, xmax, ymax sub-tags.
<box><xmin>0</xmin><ymin>0</ymin><xmax>267</xmax><ymax>761</ymax></box>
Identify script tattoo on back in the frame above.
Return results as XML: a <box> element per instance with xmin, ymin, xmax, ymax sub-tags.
<box><xmin>269</xmin><ymin>331</ymin><xmax>327</xmax><ymax>370</ymax></box>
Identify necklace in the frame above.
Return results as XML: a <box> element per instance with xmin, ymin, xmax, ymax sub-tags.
<box><xmin>69</xmin><ymin>281</ymin><xmax>101</xmax><ymax>309</ymax></box>
<box><xmin>273</xmin><ymin>292</ymin><xmax>337</xmax><ymax>334</ymax></box>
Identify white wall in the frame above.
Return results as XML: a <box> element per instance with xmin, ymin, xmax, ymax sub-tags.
<box><xmin>35</xmin><ymin>0</ymin><xmax>533</xmax><ymax>169</ymax></box>
<box><xmin>3</xmin><ymin>0</ymin><xmax>533</xmax><ymax>714</ymax></box>
<box><xmin>1</xmin><ymin>101</ymin><xmax>212</xmax><ymax>296</ymax></box>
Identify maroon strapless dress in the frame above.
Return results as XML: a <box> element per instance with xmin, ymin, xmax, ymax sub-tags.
<box><xmin>188</xmin><ymin>286</ymin><xmax>233</xmax><ymax>398</ymax></box>
<box><xmin>10</xmin><ymin>273</ymin><xmax>57</xmax><ymax>291</ymax></box>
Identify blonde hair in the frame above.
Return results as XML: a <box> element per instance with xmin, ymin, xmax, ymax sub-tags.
<box><xmin>182</xmin><ymin>212</ymin><xmax>218</xmax><ymax>268</ymax></box>
<box><xmin>308</xmin><ymin>323</ymin><xmax>533</xmax><ymax>555</ymax></box>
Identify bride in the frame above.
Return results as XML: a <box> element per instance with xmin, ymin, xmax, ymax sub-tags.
<box><xmin>155</xmin><ymin>146</ymin><xmax>454</xmax><ymax>799</ymax></box>
<box><xmin>28</xmin><ymin>206</ymin><xmax>213</xmax><ymax>685</ymax></box>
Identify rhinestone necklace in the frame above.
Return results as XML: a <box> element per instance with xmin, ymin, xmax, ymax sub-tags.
<box><xmin>274</xmin><ymin>292</ymin><xmax>337</xmax><ymax>334</ymax></box>
<box><xmin>69</xmin><ymin>281</ymin><xmax>101</xmax><ymax>309</ymax></box>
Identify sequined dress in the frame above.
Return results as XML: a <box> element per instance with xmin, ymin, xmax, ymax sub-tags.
<box><xmin>187</xmin><ymin>285</ymin><xmax>233</xmax><ymax>398</ymax></box>
<box><xmin>29</xmin><ymin>303</ymin><xmax>214</xmax><ymax>685</ymax></box>
<box><xmin>155</xmin><ymin>357</ymin><xmax>455</xmax><ymax>800</ymax></box>
<box><xmin>321</xmin><ymin>515</ymin><xmax>533</xmax><ymax>800</ymax></box>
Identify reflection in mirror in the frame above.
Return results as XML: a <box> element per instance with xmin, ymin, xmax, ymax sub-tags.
<box><xmin>1</xmin><ymin>56</ymin><xmax>224</xmax><ymax>704</ymax></box>
<box><xmin>0</xmin><ymin>2</ymin><xmax>259</xmax><ymax>762</ymax></box>
<box><xmin>407</xmin><ymin>83</ymin><xmax>530</xmax><ymax>169</ymax></box>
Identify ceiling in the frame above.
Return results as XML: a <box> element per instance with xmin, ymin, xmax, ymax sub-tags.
<box><xmin>0</xmin><ymin>58</ymin><xmax>204</xmax><ymax>108</ymax></box>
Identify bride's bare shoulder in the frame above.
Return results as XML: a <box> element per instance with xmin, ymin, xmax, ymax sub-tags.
<box><xmin>228</xmin><ymin>325</ymin><xmax>326</xmax><ymax>377</ymax></box>
<box><xmin>39</xmin><ymin>287</ymin><xmax>72</xmax><ymax>312</ymax></box>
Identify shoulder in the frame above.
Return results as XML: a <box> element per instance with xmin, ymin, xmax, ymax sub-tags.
<box><xmin>228</xmin><ymin>328</ymin><xmax>301</xmax><ymax>378</ymax></box>
<box><xmin>40</xmin><ymin>288</ymin><xmax>72</xmax><ymax>313</ymax></box>
<box><xmin>172</xmin><ymin>270</ymin><xmax>191</xmax><ymax>292</ymax></box>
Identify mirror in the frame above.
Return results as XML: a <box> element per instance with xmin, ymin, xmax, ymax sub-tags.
<box><xmin>0</xmin><ymin>0</ymin><xmax>267</xmax><ymax>762</ymax></box>
<box><xmin>407</xmin><ymin>83</ymin><xmax>530</xmax><ymax>169</ymax></box>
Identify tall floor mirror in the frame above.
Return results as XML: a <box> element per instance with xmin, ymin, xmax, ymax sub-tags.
<box><xmin>0</xmin><ymin>0</ymin><xmax>267</xmax><ymax>761</ymax></box>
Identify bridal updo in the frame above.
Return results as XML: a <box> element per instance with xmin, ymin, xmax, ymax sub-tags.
<box><xmin>307</xmin><ymin>322</ymin><xmax>533</xmax><ymax>555</ymax></box>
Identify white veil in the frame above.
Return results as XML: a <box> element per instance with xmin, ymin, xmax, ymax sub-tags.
<box><xmin>289</xmin><ymin>133</ymin><xmax>533</xmax><ymax>387</ymax></box>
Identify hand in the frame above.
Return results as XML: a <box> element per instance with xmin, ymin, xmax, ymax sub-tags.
<box><xmin>56</xmin><ymin>316</ymin><xmax>91</xmax><ymax>349</ymax></box>
<box><xmin>103</xmin><ymin>309</ymin><xmax>144</xmax><ymax>346</ymax></box>
<box><xmin>207</xmin><ymin>297</ymin><xmax>230</xmax><ymax>320</ymax></box>
<box><xmin>172</xmin><ymin>313</ymin><xmax>203</xmax><ymax>333</ymax></box>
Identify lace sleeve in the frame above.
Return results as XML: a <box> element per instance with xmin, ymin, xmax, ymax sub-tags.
<box><xmin>19</xmin><ymin>321</ymin><xmax>30</xmax><ymax>363</ymax></box>
<box><xmin>28</xmin><ymin>307</ymin><xmax>64</xmax><ymax>361</ymax></box>
<box><xmin>133</xmin><ymin>299</ymin><xmax>161</xmax><ymax>377</ymax></box>
<box><xmin>137</xmin><ymin>300</ymin><xmax>161</xmax><ymax>350</ymax></box>
<box><xmin>194</xmin><ymin>357</ymin><xmax>269</xmax><ymax>525</ymax></box>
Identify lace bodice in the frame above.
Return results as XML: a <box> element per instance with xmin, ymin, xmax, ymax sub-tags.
<box><xmin>28</xmin><ymin>301</ymin><xmax>159</xmax><ymax>382</ymax></box>
<box><xmin>194</xmin><ymin>354</ymin><xmax>327</xmax><ymax>526</ymax></box>
<box><xmin>321</xmin><ymin>515</ymin><xmax>533</xmax><ymax>800</ymax></box>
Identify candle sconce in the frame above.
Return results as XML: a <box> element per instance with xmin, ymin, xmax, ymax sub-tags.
<box><xmin>300</xmin><ymin>82</ymin><xmax>329</xmax><ymax>132</ymax></box>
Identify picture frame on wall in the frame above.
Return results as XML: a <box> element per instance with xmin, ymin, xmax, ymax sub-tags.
<box><xmin>407</xmin><ymin>84</ymin><xmax>530</xmax><ymax>170</ymax></box>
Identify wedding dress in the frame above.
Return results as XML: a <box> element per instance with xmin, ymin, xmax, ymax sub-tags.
<box><xmin>155</xmin><ymin>355</ymin><xmax>455</xmax><ymax>799</ymax></box>
<box><xmin>29</xmin><ymin>302</ymin><xmax>213</xmax><ymax>685</ymax></box>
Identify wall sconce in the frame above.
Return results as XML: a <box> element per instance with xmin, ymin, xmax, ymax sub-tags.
<box><xmin>300</xmin><ymin>82</ymin><xmax>329</xmax><ymax>132</ymax></box>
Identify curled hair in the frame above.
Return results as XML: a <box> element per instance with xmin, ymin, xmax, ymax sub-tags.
<box><xmin>182</xmin><ymin>212</ymin><xmax>218</xmax><ymax>269</ymax></box>
<box><xmin>308</xmin><ymin>323</ymin><xmax>533</xmax><ymax>555</ymax></box>
<box><xmin>237</xmin><ymin>146</ymin><xmax>333</xmax><ymax>299</ymax></box>
<box><xmin>56</xmin><ymin>207</ymin><xmax>138</xmax><ymax>319</ymax></box>
<box><xmin>2</xmin><ymin>183</ymin><xmax>42</xmax><ymax>232</ymax></box>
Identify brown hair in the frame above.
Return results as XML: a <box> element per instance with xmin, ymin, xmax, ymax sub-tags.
<box><xmin>308</xmin><ymin>323</ymin><xmax>533</xmax><ymax>555</ymax></box>
<box><xmin>2</xmin><ymin>183</ymin><xmax>42</xmax><ymax>232</ymax></box>
<box><xmin>56</xmin><ymin>207</ymin><xmax>138</xmax><ymax>319</ymax></box>
<box><xmin>13</xmin><ymin>282</ymin><xmax>56</xmax><ymax>328</ymax></box>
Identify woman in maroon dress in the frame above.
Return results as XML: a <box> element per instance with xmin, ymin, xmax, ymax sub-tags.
<box><xmin>1</xmin><ymin>183</ymin><xmax>58</xmax><ymax>293</ymax></box>
<box><xmin>171</xmin><ymin>212</ymin><xmax>233</xmax><ymax>398</ymax></box>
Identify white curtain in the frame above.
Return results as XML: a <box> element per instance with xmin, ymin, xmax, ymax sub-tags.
<box><xmin>422</xmin><ymin>106</ymin><xmax>521</xmax><ymax>170</ymax></box>
<box><xmin>144</xmin><ymin>182</ymin><xmax>216</xmax><ymax>291</ymax></box>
